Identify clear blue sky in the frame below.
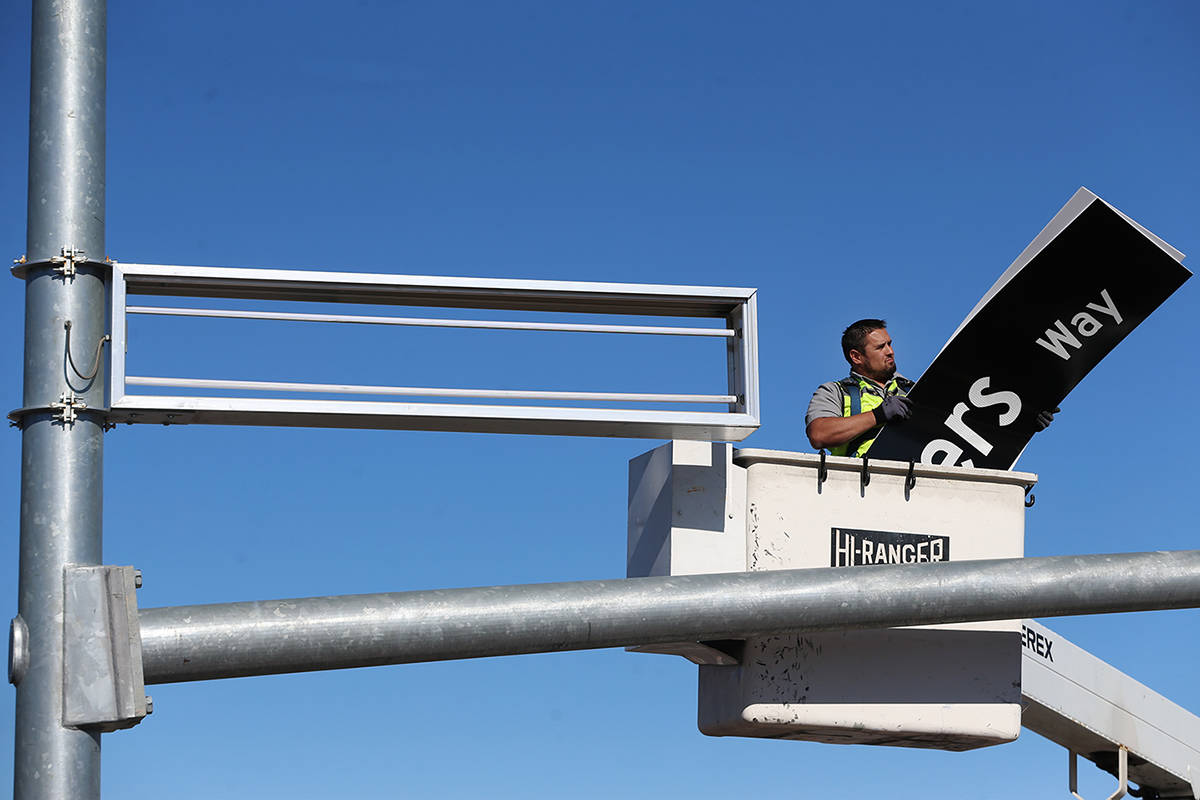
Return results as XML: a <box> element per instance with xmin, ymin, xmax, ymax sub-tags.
<box><xmin>3</xmin><ymin>2</ymin><xmax>1198</xmax><ymax>797</ymax></box>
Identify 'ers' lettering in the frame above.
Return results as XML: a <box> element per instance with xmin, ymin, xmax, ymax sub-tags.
<box><xmin>1035</xmin><ymin>288</ymin><xmax>1123</xmax><ymax>361</ymax></box>
<box><xmin>920</xmin><ymin>376</ymin><xmax>1021</xmax><ymax>468</ymax></box>
<box><xmin>1020</xmin><ymin>624</ymin><xmax>1054</xmax><ymax>662</ymax></box>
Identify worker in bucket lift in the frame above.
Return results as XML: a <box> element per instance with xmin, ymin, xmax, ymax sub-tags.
<box><xmin>805</xmin><ymin>318</ymin><xmax>1056</xmax><ymax>458</ymax></box>
<box><xmin>805</xmin><ymin>319</ymin><xmax>914</xmax><ymax>458</ymax></box>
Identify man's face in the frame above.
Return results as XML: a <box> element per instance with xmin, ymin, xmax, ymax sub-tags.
<box><xmin>851</xmin><ymin>328</ymin><xmax>896</xmax><ymax>383</ymax></box>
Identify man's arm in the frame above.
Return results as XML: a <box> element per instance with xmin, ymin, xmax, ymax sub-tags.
<box><xmin>806</xmin><ymin>412</ymin><xmax>881</xmax><ymax>451</ymax></box>
<box><xmin>805</xmin><ymin>380</ymin><xmax>877</xmax><ymax>450</ymax></box>
<box><xmin>804</xmin><ymin>381</ymin><xmax>913</xmax><ymax>451</ymax></box>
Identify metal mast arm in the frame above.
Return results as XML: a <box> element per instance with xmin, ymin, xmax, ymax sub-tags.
<box><xmin>138</xmin><ymin>549</ymin><xmax>1200</xmax><ymax>684</ymax></box>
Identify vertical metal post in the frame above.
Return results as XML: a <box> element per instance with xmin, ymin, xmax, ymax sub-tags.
<box><xmin>14</xmin><ymin>1</ymin><xmax>107</xmax><ymax>799</ymax></box>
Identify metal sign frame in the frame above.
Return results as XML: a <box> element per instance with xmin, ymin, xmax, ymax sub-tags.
<box><xmin>106</xmin><ymin>262</ymin><xmax>760</xmax><ymax>440</ymax></box>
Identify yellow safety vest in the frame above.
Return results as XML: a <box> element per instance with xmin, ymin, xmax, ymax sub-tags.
<box><xmin>830</xmin><ymin>375</ymin><xmax>911</xmax><ymax>458</ymax></box>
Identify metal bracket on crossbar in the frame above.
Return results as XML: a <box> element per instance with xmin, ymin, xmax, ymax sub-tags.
<box><xmin>1070</xmin><ymin>746</ymin><xmax>1128</xmax><ymax>800</ymax></box>
<box><xmin>62</xmin><ymin>565</ymin><xmax>151</xmax><ymax>732</ymax></box>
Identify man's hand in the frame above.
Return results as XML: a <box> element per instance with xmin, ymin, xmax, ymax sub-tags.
<box><xmin>1034</xmin><ymin>407</ymin><xmax>1060</xmax><ymax>432</ymax></box>
<box><xmin>806</xmin><ymin>394</ymin><xmax>912</xmax><ymax>450</ymax></box>
<box><xmin>873</xmin><ymin>395</ymin><xmax>913</xmax><ymax>426</ymax></box>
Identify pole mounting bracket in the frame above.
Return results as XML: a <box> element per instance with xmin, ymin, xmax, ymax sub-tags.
<box><xmin>62</xmin><ymin>565</ymin><xmax>151</xmax><ymax>731</ymax></box>
<box><xmin>50</xmin><ymin>392</ymin><xmax>88</xmax><ymax>427</ymax></box>
<box><xmin>7</xmin><ymin>399</ymin><xmax>111</xmax><ymax>430</ymax></box>
<box><xmin>50</xmin><ymin>247</ymin><xmax>86</xmax><ymax>280</ymax></box>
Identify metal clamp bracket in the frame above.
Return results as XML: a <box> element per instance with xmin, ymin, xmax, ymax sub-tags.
<box><xmin>11</xmin><ymin>248</ymin><xmax>105</xmax><ymax>280</ymax></box>
<box><xmin>8</xmin><ymin>399</ymin><xmax>112</xmax><ymax>431</ymax></box>
<box><xmin>50</xmin><ymin>246</ymin><xmax>86</xmax><ymax>280</ymax></box>
<box><xmin>50</xmin><ymin>392</ymin><xmax>88</xmax><ymax>427</ymax></box>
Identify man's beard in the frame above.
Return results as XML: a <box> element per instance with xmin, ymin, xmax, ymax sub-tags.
<box><xmin>861</xmin><ymin>363</ymin><xmax>896</xmax><ymax>383</ymax></box>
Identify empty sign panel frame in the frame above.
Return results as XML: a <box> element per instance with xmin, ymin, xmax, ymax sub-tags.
<box><xmin>106</xmin><ymin>262</ymin><xmax>760</xmax><ymax>440</ymax></box>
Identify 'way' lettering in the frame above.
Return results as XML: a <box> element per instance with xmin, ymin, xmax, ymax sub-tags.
<box><xmin>1035</xmin><ymin>288</ymin><xmax>1123</xmax><ymax>361</ymax></box>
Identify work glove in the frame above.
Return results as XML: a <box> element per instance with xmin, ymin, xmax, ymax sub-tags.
<box><xmin>1033</xmin><ymin>407</ymin><xmax>1059</xmax><ymax>432</ymax></box>
<box><xmin>873</xmin><ymin>394</ymin><xmax>913</xmax><ymax>426</ymax></box>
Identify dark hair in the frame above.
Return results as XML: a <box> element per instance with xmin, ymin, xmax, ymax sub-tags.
<box><xmin>841</xmin><ymin>319</ymin><xmax>887</xmax><ymax>364</ymax></box>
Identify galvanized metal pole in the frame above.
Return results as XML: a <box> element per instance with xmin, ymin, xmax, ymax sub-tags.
<box><xmin>13</xmin><ymin>2</ymin><xmax>108</xmax><ymax>799</ymax></box>
<box><xmin>139</xmin><ymin>549</ymin><xmax>1200</xmax><ymax>684</ymax></box>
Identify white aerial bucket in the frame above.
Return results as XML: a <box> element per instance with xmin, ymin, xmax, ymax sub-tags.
<box><xmin>628</xmin><ymin>441</ymin><xmax>1035</xmax><ymax>751</ymax></box>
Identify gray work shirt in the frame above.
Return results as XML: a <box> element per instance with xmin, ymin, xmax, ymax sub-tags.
<box><xmin>805</xmin><ymin>372</ymin><xmax>912</xmax><ymax>428</ymax></box>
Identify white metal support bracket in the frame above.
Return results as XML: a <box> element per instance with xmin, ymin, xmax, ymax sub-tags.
<box><xmin>1070</xmin><ymin>746</ymin><xmax>1128</xmax><ymax>800</ymax></box>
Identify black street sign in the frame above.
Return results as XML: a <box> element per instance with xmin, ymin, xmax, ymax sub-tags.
<box><xmin>868</xmin><ymin>189</ymin><xmax>1190</xmax><ymax>469</ymax></box>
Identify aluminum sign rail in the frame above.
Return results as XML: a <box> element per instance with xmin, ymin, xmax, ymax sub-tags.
<box><xmin>104</xmin><ymin>263</ymin><xmax>760</xmax><ymax>440</ymax></box>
